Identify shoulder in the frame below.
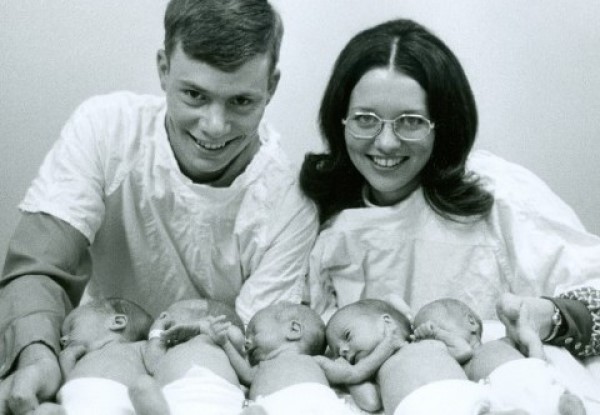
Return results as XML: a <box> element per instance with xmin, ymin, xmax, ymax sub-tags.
<box><xmin>467</xmin><ymin>150</ymin><xmax>583</xmax><ymax>228</ymax></box>
<box><xmin>247</xmin><ymin>122</ymin><xmax>312</xmax><ymax>206</ymax></box>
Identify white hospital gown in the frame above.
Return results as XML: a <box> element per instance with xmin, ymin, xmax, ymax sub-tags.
<box><xmin>20</xmin><ymin>91</ymin><xmax>318</xmax><ymax>323</ymax></box>
<box><xmin>308</xmin><ymin>150</ymin><xmax>600</xmax><ymax>321</ymax></box>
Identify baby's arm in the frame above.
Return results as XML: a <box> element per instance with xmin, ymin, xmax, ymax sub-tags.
<box><xmin>142</xmin><ymin>331</ymin><xmax>168</xmax><ymax>376</ymax></box>
<box><xmin>58</xmin><ymin>344</ymin><xmax>87</xmax><ymax>379</ymax></box>
<box><xmin>210</xmin><ymin>320</ymin><xmax>257</xmax><ymax>386</ymax></box>
<box><xmin>347</xmin><ymin>381</ymin><xmax>382</xmax><ymax>413</ymax></box>
<box><xmin>315</xmin><ymin>327</ymin><xmax>402</xmax><ymax>385</ymax></box>
<box><xmin>413</xmin><ymin>321</ymin><xmax>473</xmax><ymax>363</ymax></box>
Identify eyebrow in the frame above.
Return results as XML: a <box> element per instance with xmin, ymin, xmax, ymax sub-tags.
<box><xmin>177</xmin><ymin>80</ymin><xmax>262</xmax><ymax>98</ymax></box>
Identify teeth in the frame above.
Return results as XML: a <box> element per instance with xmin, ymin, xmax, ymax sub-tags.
<box><xmin>195</xmin><ymin>140</ymin><xmax>227</xmax><ymax>150</ymax></box>
<box><xmin>371</xmin><ymin>156</ymin><xmax>404</xmax><ymax>167</ymax></box>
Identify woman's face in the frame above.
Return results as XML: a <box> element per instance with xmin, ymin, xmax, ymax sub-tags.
<box><xmin>344</xmin><ymin>68</ymin><xmax>434</xmax><ymax>206</ymax></box>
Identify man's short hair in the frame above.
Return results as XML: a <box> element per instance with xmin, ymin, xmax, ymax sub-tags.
<box><xmin>163</xmin><ymin>0</ymin><xmax>283</xmax><ymax>73</ymax></box>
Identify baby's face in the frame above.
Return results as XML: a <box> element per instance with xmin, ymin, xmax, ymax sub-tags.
<box><xmin>60</xmin><ymin>306</ymin><xmax>109</xmax><ymax>349</ymax></box>
<box><xmin>245</xmin><ymin>307</ymin><xmax>286</xmax><ymax>365</ymax></box>
<box><xmin>326</xmin><ymin>308</ymin><xmax>384</xmax><ymax>364</ymax></box>
<box><xmin>153</xmin><ymin>300</ymin><xmax>209</xmax><ymax>329</ymax></box>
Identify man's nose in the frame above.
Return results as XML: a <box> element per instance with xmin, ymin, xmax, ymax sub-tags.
<box><xmin>198</xmin><ymin>104</ymin><xmax>231</xmax><ymax>138</ymax></box>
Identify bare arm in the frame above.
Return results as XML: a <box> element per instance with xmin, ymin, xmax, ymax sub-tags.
<box><xmin>347</xmin><ymin>381</ymin><xmax>381</xmax><ymax>413</ymax></box>
<box><xmin>209</xmin><ymin>321</ymin><xmax>257</xmax><ymax>386</ymax></box>
<box><xmin>315</xmin><ymin>327</ymin><xmax>403</xmax><ymax>385</ymax></box>
<box><xmin>58</xmin><ymin>344</ymin><xmax>87</xmax><ymax>380</ymax></box>
<box><xmin>0</xmin><ymin>214</ymin><xmax>90</xmax><ymax>414</ymax></box>
<box><xmin>413</xmin><ymin>321</ymin><xmax>473</xmax><ymax>364</ymax></box>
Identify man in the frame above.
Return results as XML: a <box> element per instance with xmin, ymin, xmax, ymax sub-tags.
<box><xmin>0</xmin><ymin>0</ymin><xmax>318</xmax><ymax>413</ymax></box>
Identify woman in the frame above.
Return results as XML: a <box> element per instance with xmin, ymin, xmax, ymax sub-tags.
<box><xmin>301</xmin><ymin>18</ymin><xmax>599</xmax><ymax>359</ymax></box>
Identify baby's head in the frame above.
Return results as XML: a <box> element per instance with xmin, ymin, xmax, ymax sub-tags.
<box><xmin>414</xmin><ymin>298</ymin><xmax>482</xmax><ymax>342</ymax></box>
<box><xmin>245</xmin><ymin>302</ymin><xmax>326</xmax><ymax>365</ymax></box>
<box><xmin>61</xmin><ymin>298</ymin><xmax>152</xmax><ymax>348</ymax></box>
<box><xmin>154</xmin><ymin>298</ymin><xmax>244</xmax><ymax>332</ymax></box>
<box><xmin>326</xmin><ymin>299</ymin><xmax>411</xmax><ymax>364</ymax></box>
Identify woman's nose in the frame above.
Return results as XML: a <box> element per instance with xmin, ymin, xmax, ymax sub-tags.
<box><xmin>374</xmin><ymin>123</ymin><xmax>401</xmax><ymax>152</ymax></box>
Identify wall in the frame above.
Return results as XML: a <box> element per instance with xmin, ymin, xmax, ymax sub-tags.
<box><xmin>1</xmin><ymin>1</ymin><xmax>600</xmax><ymax>272</ymax></box>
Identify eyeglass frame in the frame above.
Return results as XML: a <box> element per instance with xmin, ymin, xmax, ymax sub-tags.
<box><xmin>342</xmin><ymin>111</ymin><xmax>435</xmax><ymax>141</ymax></box>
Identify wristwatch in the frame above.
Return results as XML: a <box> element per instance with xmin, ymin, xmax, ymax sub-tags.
<box><xmin>543</xmin><ymin>304</ymin><xmax>563</xmax><ymax>342</ymax></box>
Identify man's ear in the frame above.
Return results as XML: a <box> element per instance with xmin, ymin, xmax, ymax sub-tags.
<box><xmin>108</xmin><ymin>314</ymin><xmax>128</xmax><ymax>332</ymax></box>
<box><xmin>156</xmin><ymin>49</ymin><xmax>169</xmax><ymax>92</ymax></box>
<box><xmin>266</xmin><ymin>69</ymin><xmax>280</xmax><ymax>104</ymax></box>
<box><xmin>286</xmin><ymin>319</ymin><xmax>302</xmax><ymax>341</ymax></box>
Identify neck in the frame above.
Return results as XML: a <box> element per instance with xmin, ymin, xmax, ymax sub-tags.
<box><xmin>207</xmin><ymin>134</ymin><xmax>260</xmax><ymax>187</ymax></box>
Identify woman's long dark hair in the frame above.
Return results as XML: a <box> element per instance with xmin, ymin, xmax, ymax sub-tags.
<box><xmin>300</xmin><ymin>19</ymin><xmax>493</xmax><ymax>224</ymax></box>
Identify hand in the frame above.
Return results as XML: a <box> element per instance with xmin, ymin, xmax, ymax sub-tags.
<box><xmin>313</xmin><ymin>355</ymin><xmax>354</xmax><ymax>384</ymax></box>
<box><xmin>58</xmin><ymin>344</ymin><xmax>86</xmax><ymax>363</ymax></box>
<box><xmin>207</xmin><ymin>317</ymin><xmax>231</xmax><ymax>347</ymax></box>
<box><xmin>496</xmin><ymin>293</ymin><xmax>551</xmax><ymax>359</ymax></box>
<box><xmin>412</xmin><ymin>321</ymin><xmax>438</xmax><ymax>341</ymax></box>
<box><xmin>162</xmin><ymin>323</ymin><xmax>203</xmax><ymax>347</ymax></box>
<box><xmin>0</xmin><ymin>344</ymin><xmax>62</xmax><ymax>415</ymax></box>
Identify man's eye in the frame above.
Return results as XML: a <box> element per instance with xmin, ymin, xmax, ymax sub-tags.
<box><xmin>231</xmin><ymin>97</ymin><xmax>253</xmax><ymax>107</ymax></box>
<box><xmin>344</xmin><ymin>331</ymin><xmax>351</xmax><ymax>340</ymax></box>
<box><xmin>183</xmin><ymin>90</ymin><xmax>207</xmax><ymax>102</ymax></box>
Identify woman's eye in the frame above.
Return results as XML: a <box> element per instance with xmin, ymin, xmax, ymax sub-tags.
<box><xmin>344</xmin><ymin>331</ymin><xmax>351</xmax><ymax>340</ymax></box>
<box><xmin>398</xmin><ymin>115</ymin><xmax>425</xmax><ymax>129</ymax></box>
<box><xmin>353</xmin><ymin>114</ymin><xmax>378</xmax><ymax>127</ymax></box>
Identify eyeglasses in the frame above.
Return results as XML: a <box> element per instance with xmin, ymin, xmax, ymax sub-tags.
<box><xmin>342</xmin><ymin>112</ymin><xmax>435</xmax><ymax>141</ymax></box>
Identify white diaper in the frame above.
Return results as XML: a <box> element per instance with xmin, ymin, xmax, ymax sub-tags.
<box><xmin>394</xmin><ymin>379</ymin><xmax>491</xmax><ymax>415</ymax></box>
<box><xmin>57</xmin><ymin>377</ymin><xmax>135</xmax><ymax>415</ymax></box>
<box><xmin>162</xmin><ymin>365</ymin><xmax>245</xmax><ymax>415</ymax></box>
<box><xmin>485</xmin><ymin>358</ymin><xmax>566</xmax><ymax>415</ymax></box>
<box><xmin>252</xmin><ymin>382</ymin><xmax>352</xmax><ymax>415</ymax></box>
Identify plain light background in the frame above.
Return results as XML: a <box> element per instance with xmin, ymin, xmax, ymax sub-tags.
<box><xmin>1</xmin><ymin>1</ymin><xmax>600</xmax><ymax>273</ymax></box>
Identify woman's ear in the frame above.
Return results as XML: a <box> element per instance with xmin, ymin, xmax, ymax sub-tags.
<box><xmin>108</xmin><ymin>314</ymin><xmax>128</xmax><ymax>332</ymax></box>
<box><xmin>286</xmin><ymin>320</ymin><xmax>303</xmax><ymax>341</ymax></box>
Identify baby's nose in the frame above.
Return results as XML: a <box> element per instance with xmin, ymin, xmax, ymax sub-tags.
<box><xmin>60</xmin><ymin>335</ymin><xmax>69</xmax><ymax>348</ymax></box>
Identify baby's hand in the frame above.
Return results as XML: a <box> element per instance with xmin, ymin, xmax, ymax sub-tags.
<box><xmin>314</xmin><ymin>355</ymin><xmax>354</xmax><ymax>384</ymax></box>
<box><xmin>163</xmin><ymin>323</ymin><xmax>203</xmax><ymax>346</ymax></box>
<box><xmin>412</xmin><ymin>321</ymin><xmax>438</xmax><ymax>341</ymax></box>
<box><xmin>207</xmin><ymin>316</ymin><xmax>232</xmax><ymax>347</ymax></box>
<box><xmin>59</xmin><ymin>344</ymin><xmax>87</xmax><ymax>363</ymax></box>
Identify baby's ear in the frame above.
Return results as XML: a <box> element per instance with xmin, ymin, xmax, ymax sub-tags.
<box><xmin>381</xmin><ymin>314</ymin><xmax>393</xmax><ymax>325</ymax></box>
<box><xmin>467</xmin><ymin>314</ymin><xmax>479</xmax><ymax>334</ymax></box>
<box><xmin>108</xmin><ymin>314</ymin><xmax>128</xmax><ymax>332</ymax></box>
<box><xmin>286</xmin><ymin>320</ymin><xmax>303</xmax><ymax>341</ymax></box>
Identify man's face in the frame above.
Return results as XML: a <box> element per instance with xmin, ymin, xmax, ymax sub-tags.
<box><xmin>157</xmin><ymin>43</ymin><xmax>279</xmax><ymax>183</ymax></box>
